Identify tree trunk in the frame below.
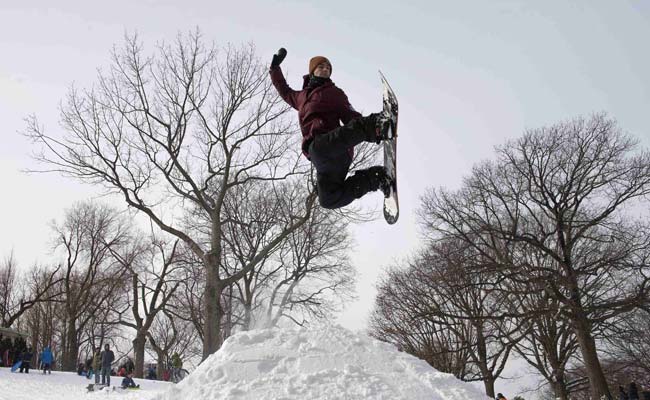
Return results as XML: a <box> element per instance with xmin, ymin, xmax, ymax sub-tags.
<box><xmin>202</xmin><ymin>261</ymin><xmax>223</xmax><ymax>359</ymax></box>
<box><xmin>132</xmin><ymin>333</ymin><xmax>146</xmax><ymax>378</ymax></box>
<box><xmin>551</xmin><ymin>380</ymin><xmax>570</xmax><ymax>400</ymax></box>
<box><xmin>573</xmin><ymin>314</ymin><xmax>611</xmax><ymax>400</ymax></box>
<box><xmin>155</xmin><ymin>349</ymin><xmax>165</xmax><ymax>380</ymax></box>
<box><xmin>63</xmin><ymin>318</ymin><xmax>78</xmax><ymax>371</ymax></box>
<box><xmin>242</xmin><ymin>298</ymin><xmax>252</xmax><ymax>331</ymax></box>
<box><xmin>483</xmin><ymin>375</ymin><xmax>496</xmax><ymax>399</ymax></box>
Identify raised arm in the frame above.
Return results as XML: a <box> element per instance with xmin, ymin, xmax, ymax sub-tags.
<box><xmin>269</xmin><ymin>48</ymin><xmax>299</xmax><ymax>110</ymax></box>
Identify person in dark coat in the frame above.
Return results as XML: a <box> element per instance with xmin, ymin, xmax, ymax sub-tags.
<box><xmin>269</xmin><ymin>48</ymin><xmax>395</xmax><ymax>210</ymax></box>
<box><xmin>40</xmin><ymin>346</ymin><xmax>53</xmax><ymax>374</ymax></box>
<box><xmin>629</xmin><ymin>382</ymin><xmax>640</xmax><ymax>400</ymax></box>
<box><xmin>100</xmin><ymin>344</ymin><xmax>115</xmax><ymax>386</ymax></box>
<box><xmin>620</xmin><ymin>385</ymin><xmax>630</xmax><ymax>400</ymax></box>
<box><xmin>19</xmin><ymin>347</ymin><xmax>33</xmax><ymax>373</ymax></box>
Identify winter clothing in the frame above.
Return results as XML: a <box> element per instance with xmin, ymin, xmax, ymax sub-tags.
<box><xmin>100</xmin><ymin>347</ymin><xmax>115</xmax><ymax>386</ymax></box>
<box><xmin>629</xmin><ymin>382</ymin><xmax>640</xmax><ymax>400</ymax></box>
<box><xmin>271</xmin><ymin>48</ymin><xmax>287</xmax><ymax>68</ymax></box>
<box><xmin>621</xmin><ymin>386</ymin><xmax>630</xmax><ymax>400</ymax></box>
<box><xmin>19</xmin><ymin>349</ymin><xmax>33</xmax><ymax>373</ymax></box>
<box><xmin>307</xmin><ymin>74</ymin><xmax>330</xmax><ymax>89</ymax></box>
<box><xmin>40</xmin><ymin>347</ymin><xmax>53</xmax><ymax>364</ymax></box>
<box><xmin>171</xmin><ymin>353</ymin><xmax>183</xmax><ymax>369</ymax></box>
<box><xmin>92</xmin><ymin>352</ymin><xmax>101</xmax><ymax>383</ymax></box>
<box><xmin>308</xmin><ymin>56</ymin><xmax>331</xmax><ymax>75</ymax></box>
<box><xmin>269</xmin><ymin>66</ymin><xmax>362</xmax><ymax>158</ymax></box>
<box><xmin>307</xmin><ymin>115</ymin><xmax>393</xmax><ymax>208</ymax></box>
<box><xmin>40</xmin><ymin>347</ymin><xmax>53</xmax><ymax>374</ymax></box>
<box><xmin>101</xmin><ymin>349</ymin><xmax>115</xmax><ymax>368</ymax></box>
<box><xmin>121</xmin><ymin>375</ymin><xmax>139</xmax><ymax>389</ymax></box>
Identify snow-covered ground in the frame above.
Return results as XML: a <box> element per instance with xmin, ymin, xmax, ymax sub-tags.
<box><xmin>1</xmin><ymin>324</ymin><xmax>489</xmax><ymax>400</ymax></box>
<box><xmin>0</xmin><ymin>366</ymin><xmax>172</xmax><ymax>399</ymax></box>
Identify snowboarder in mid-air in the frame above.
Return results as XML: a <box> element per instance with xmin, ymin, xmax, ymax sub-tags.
<box><xmin>269</xmin><ymin>48</ymin><xmax>396</xmax><ymax>210</ymax></box>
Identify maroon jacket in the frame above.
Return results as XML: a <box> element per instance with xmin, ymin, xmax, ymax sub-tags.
<box><xmin>270</xmin><ymin>66</ymin><xmax>362</xmax><ymax>158</ymax></box>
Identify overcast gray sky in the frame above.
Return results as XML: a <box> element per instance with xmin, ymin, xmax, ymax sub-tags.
<box><xmin>2</xmin><ymin>1</ymin><xmax>649</xmax><ymax>397</ymax></box>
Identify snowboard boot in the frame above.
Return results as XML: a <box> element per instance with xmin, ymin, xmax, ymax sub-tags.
<box><xmin>350</xmin><ymin>166</ymin><xmax>393</xmax><ymax>199</ymax></box>
<box><xmin>365</xmin><ymin>112</ymin><xmax>396</xmax><ymax>144</ymax></box>
<box><xmin>366</xmin><ymin>166</ymin><xmax>394</xmax><ymax>198</ymax></box>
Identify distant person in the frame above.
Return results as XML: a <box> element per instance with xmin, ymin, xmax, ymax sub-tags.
<box><xmin>621</xmin><ymin>385</ymin><xmax>630</xmax><ymax>400</ymax></box>
<box><xmin>85</xmin><ymin>356</ymin><xmax>93</xmax><ymax>379</ymax></box>
<box><xmin>125</xmin><ymin>357</ymin><xmax>135</xmax><ymax>374</ymax></box>
<box><xmin>92</xmin><ymin>350</ymin><xmax>101</xmax><ymax>384</ymax></box>
<box><xmin>40</xmin><ymin>346</ymin><xmax>53</xmax><ymax>374</ymax></box>
<box><xmin>19</xmin><ymin>347</ymin><xmax>33</xmax><ymax>373</ymax></box>
<box><xmin>171</xmin><ymin>353</ymin><xmax>183</xmax><ymax>382</ymax></box>
<box><xmin>496</xmin><ymin>393</ymin><xmax>508</xmax><ymax>400</ymax></box>
<box><xmin>629</xmin><ymin>382</ymin><xmax>640</xmax><ymax>400</ymax></box>
<box><xmin>121</xmin><ymin>372</ymin><xmax>140</xmax><ymax>389</ymax></box>
<box><xmin>100</xmin><ymin>344</ymin><xmax>115</xmax><ymax>386</ymax></box>
<box><xmin>146</xmin><ymin>364</ymin><xmax>156</xmax><ymax>380</ymax></box>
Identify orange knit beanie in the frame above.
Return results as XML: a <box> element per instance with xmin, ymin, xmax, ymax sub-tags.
<box><xmin>308</xmin><ymin>56</ymin><xmax>332</xmax><ymax>75</ymax></box>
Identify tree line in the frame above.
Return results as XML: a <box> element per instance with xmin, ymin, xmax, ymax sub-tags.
<box><xmin>369</xmin><ymin>114</ymin><xmax>650</xmax><ymax>400</ymax></box>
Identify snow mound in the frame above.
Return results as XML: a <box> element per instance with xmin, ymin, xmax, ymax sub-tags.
<box><xmin>156</xmin><ymin>324</ymin><xmax>488</xmax><ymax>400</ymax></box>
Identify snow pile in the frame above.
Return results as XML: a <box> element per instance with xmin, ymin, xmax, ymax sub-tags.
<box><xmin>156</xmin><ymin>324</ymin><xmax>488</xmax><ymax>400</ymax></box>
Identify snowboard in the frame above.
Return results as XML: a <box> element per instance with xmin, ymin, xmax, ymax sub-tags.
<box><xmin>379</xmin><ymin>71</ymin><xmax>399</xmax><ymax>224</ymax></box>
<box><xmin>11</xmin><ymin>360</ymin><xmax>22</xmax><ymax>372</ymax></box>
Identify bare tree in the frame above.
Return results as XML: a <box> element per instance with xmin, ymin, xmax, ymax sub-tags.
<box><xmin>420</xmin><ymin>114</ymin><xmax>650</xmax><ymax>399</ymax></box>
<box><xmin>52</xmin><ymin>201</ymin><xmax>132</xmax><ymax>370</ymax></box>
<box><xmin>221</xmin><ymin>180</ymin><xmax>356</xmax><ymax>330</ymax></box>
<box><xmin>510</xmin><ymin>287</ymin><xmax>579</xmax><ymax>400</ymax></box>
<box><xmin>25</xmin><ymin>31</ymin><xmax>323</xmax><ymax>358</ymax></box>
<box><xmin>0</xmin><ymin>251</ymin><xmax>62</xmax><ymax>328</ymax></box>
<box><xmin>23</xmin><ymin>265</ymin><xmax>64</xmax><ymax>364</ymax></box>
<box><xmin>147</xmin><ymin>310</ymin><xmax>200</xmax><ymax>379</ymax></box>
<box><xmin>370</xmin><ymin>241</ymin><xmax>518</xmax><ymax>398</ymax></box>
<box><xmin>602</xmin><ymin>309</ymin><xmax>650</xmax><ymax>387</ymax></box>
<box><xmin>369</xmin><ymin>263</ymin><xmax>472</xmax><ymax>379</ymax></box>
<box><xmin>113</xmin><ymin>233</ymin><xmax>183</xmax><ymax>377</ymax></box>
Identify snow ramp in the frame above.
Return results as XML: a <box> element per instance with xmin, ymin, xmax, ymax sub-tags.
<box><xmin>155</xmin><ymin>324</ymin><xmax>488</xmax><ymax>400</ymax></box>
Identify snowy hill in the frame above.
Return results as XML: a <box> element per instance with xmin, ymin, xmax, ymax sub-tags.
<box><xmin>156</xmin><ymin>324</ymin><xmax>489</xmax><ymax>400</ymax></box>
<box><xmin>1</xmin><ymin>325</ymin><xmax>489</xmax><ymax>400</ymax></box>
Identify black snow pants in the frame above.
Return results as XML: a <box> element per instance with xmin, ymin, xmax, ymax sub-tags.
<box><xmin>308</xmin><ymin>115</ymin><xmax>378</xmax><ymax>209</ymax></box>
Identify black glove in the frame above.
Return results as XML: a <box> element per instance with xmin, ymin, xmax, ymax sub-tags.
<box><xmin>271</xmin><ymin>47</ymin><xmax>287</xmax><ymax>68</ymax></box>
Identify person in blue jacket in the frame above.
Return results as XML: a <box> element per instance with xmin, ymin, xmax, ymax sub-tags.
<box><xmin>40</xmin><ymin>346</ymin><xmax>54</xmax><ymax>374</ymax></box>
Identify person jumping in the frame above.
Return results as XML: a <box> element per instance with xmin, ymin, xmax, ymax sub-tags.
<box><xmin>269</xmin><ymin>48</ymin><xmax>395</xmax><ymax>210</ymax></box>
